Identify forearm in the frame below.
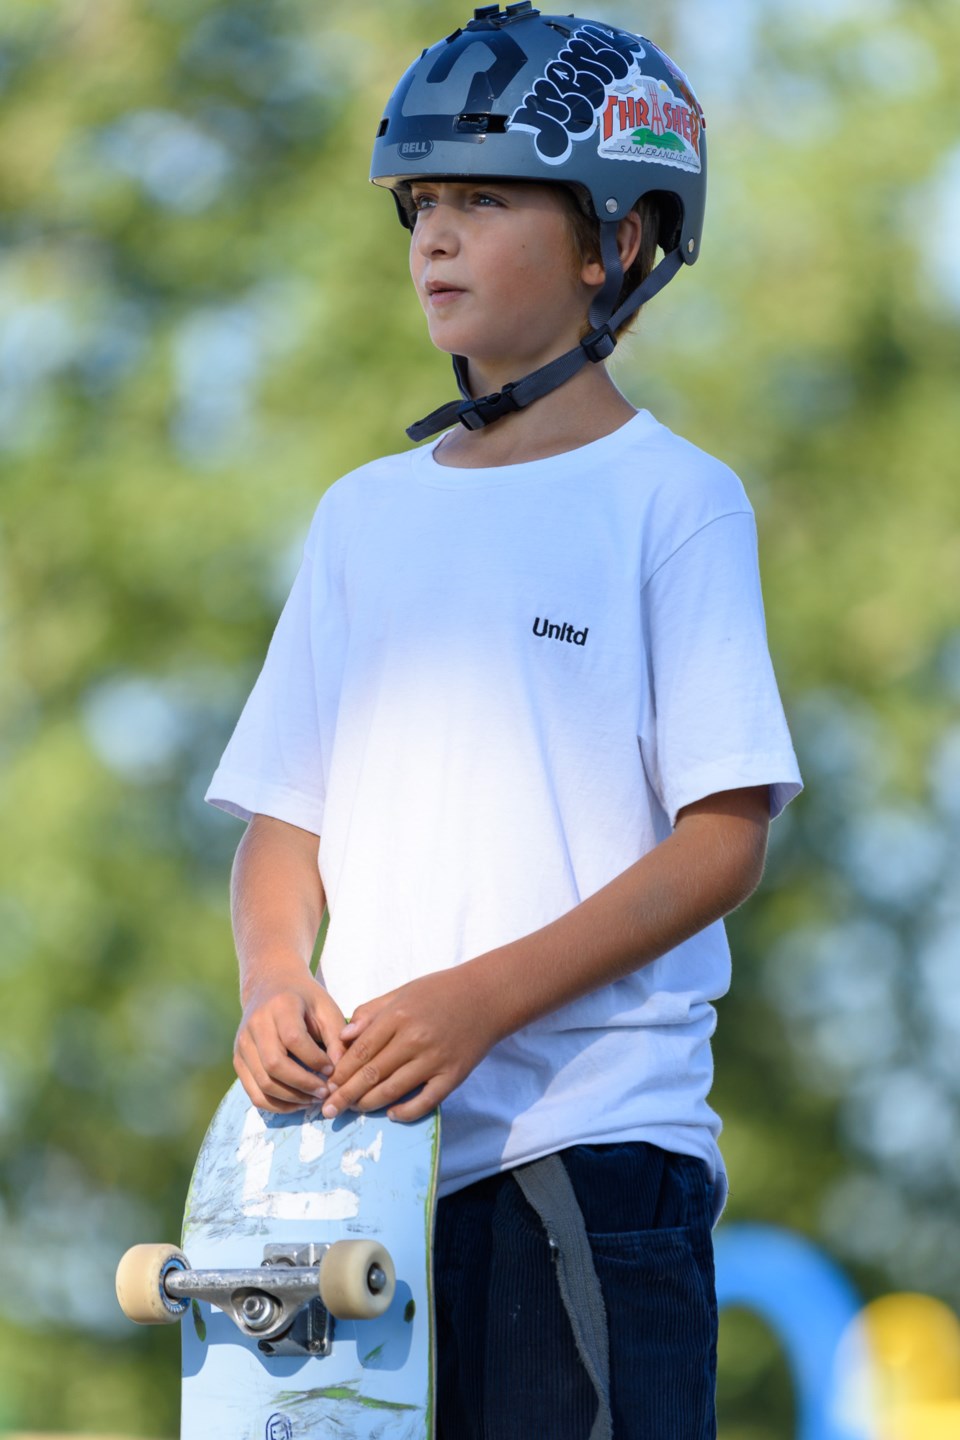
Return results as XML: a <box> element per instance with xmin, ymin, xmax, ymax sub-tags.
<box><xmin>230</xmin><ymin>815</ymin><xmax>348</xmax><ymax>1112</ymax></box>
<box><xmin>231</xmin><ymin>814</ymin><xmax>326</xmax><ymax>1004</ymax></box>
<box><xmin>462</xmin><ymin>786</ymin><xmax>769</xmax><ymax>1041</ymax></box>
<box><xmin>320</xmin><ymin>786</ymin><xmax>770</xmax><ymax>1123</ymax></box>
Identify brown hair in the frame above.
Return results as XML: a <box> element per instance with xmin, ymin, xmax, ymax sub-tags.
<box><xmin>560</xmin><ymin>188</ymin><xmax>662</xmax><ymax>341</ymax></box>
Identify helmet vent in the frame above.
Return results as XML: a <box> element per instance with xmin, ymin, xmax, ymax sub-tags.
<box><xmin>471</xmin><ymin>3</ymin><xmax>539</xmax><ymax>25</ymax></box>
<box><xmin>376</xmin><ymin>118</ymin><xmax>389</xmax><ymax>138</ymax></box>
<box><xmin>455</xmin><ymin>113</ymin><xmax>508</xmax><ymax>134</ymax></box>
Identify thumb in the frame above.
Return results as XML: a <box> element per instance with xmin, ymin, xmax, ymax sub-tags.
<box><xmin>340</xmin><ymin>999</ymin><xmax>378</xmax><ymax>1043</ymax></box>
<box><xmin>310</xmin><ymin>996</ymin><xmax>347</xmax><ymax>1067</ymax></box>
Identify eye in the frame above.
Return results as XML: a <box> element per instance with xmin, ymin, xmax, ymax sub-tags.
<box><xmin>410</xmin><ymin>190</ymin><xmax>437</xmax><ymax>213</ymax></box>
<box><xmin>472</xmin><ymin>191</ymin><xmax>504</xmax><ymax>207</ymax></box>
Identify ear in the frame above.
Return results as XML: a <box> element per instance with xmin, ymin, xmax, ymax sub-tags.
<box><xmin>580</xmin><ymin>211</ymin><xmax>643</xmax><ymax>285</ymax></box>
<box><xmin>616</xmin><ymin>210</ymin><xmax>643</xmax><ymax>271</ymax></box>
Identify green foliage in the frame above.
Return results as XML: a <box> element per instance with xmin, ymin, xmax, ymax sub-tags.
<box><xmin>0</xmin><ymin>1</ymin><xmax>958</xmax><ymax>1434</ymax></box>
<box><xmin>631</xmin><ymin>126</ymin><xmax>687</xmax><ymax>152</ymax></box>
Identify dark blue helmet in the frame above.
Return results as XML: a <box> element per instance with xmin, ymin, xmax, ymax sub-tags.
<box><xmin>370</xmin><ymin>6</ymin><xmax>708</xmax><ymax>439</ymax></box>
<box><xmin>371</xmin><ymin>6</ymin><xmax>706</xmax><ymax>259</ymax></box>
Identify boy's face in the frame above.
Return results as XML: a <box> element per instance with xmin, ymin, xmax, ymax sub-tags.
<box><xmin>407</xmin><ymin>179</ymin><xmax>595</xmax><ymax>382</ymax></box>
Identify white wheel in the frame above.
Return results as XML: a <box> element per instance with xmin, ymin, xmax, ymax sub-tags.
<box><xmin>115</xmin><ymin>1243</ymin><xmax>189</xmax><ymax>1324</ymax></box>
<box><xmin>319</xmin><ymin>1239</ymin><xmax>396</xmax><ymax>1319</ymax></box>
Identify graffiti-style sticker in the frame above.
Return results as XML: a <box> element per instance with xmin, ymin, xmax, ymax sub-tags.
<box><xmin>508</xmin><ymin>23</ymin><xmax>702</xmax><ymax>175</ymax></box>
<box><xmin>508</xmin><ymin>23</ymin><xmax>645</xmax><ymax>164</ymax></box>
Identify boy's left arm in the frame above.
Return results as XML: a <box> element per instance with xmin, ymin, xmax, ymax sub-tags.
<box><xmin>322</xmin><ymin>785</ymin><xmax>770</xmax><ymax>1122</ymax></box>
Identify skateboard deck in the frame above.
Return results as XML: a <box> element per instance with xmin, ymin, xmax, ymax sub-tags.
<box><xmin>117</xmin><ymin>1080</ymin><xmax>440</xmax><ymax>1440</ymax></box>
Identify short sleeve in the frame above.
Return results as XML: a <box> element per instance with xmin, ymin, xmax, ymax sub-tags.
<box><xmin>639</xmin><ymin>510</ymin><xmax>802</xmax><ymax>826</ymax></box>
<box><xmin>204</xmin><ymin>505</ymin><xmax>343</xmax><ymax>833</ymax></box>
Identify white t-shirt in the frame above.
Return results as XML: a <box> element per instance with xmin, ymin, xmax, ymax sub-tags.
<box><xmin>206</xmin><ymin>410</ymin><xmax>801</xmax><ymax>1200</ymax></box>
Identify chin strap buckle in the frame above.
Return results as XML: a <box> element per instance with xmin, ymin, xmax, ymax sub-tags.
<box><xmin>580</xmin><ymin>324</ymin><xmax>617</xmax><ymax>364</ymax></box>
<box><xmin>457</xmin><ymin>380</ymin><xmax>522</xmax><ymax>431</ymax></box>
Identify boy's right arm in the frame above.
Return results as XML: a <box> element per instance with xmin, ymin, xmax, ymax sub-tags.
<box><xmin>231</xmin><ymin>813</ymin><xmax>346</xmax><ymax>1113</ymax></box>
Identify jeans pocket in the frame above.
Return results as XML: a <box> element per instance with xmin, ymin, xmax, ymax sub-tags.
<box><xmin>588</xmin><ymin>1225</ymin><xmax>718</xmax><ymax>1440</ymax></box>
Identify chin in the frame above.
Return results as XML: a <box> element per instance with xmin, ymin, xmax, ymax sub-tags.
<box><xmin>424</xmin><ymin>326</ymin><xmax>460</xmax><ymax>356</ymax></box>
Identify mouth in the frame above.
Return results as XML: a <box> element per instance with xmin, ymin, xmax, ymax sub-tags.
<box><xmin>425</xmin><ymin>280</ymin><xmax>466</xmax><ymax>299</ymax></box>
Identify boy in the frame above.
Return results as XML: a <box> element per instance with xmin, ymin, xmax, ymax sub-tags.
<box><xmin>206</xmin><ymin>8</ymin><xmax>802</xmax><ymax>1437</ymax></box>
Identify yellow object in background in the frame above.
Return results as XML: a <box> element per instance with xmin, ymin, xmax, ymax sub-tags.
<box><xmin>843</xmin><ymin>1293</ymin><xmax>960</xmax><ymax>1439</ymax></box>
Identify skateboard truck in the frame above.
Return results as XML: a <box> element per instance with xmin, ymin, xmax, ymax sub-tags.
<box><xmin>116</xmin><ymin>1238</ymin><xmax>396</xmax><ymax>1359</ymax></box>
<box><xmin>166</xmin><ymin>1243</ymin><xmax>336</xmax><ymax>1355</ymax></box>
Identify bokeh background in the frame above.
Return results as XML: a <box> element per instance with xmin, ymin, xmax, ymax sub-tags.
<box><xmin>1</xmin><ymin>0</ymin><xmax>958</xmax><ymax>1435</ymax></box>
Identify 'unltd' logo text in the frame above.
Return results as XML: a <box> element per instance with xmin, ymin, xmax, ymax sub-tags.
<box><xmin>533</xmin><ymin>617</ymin><xmax>589</xmax><ymax>646</ymax></box>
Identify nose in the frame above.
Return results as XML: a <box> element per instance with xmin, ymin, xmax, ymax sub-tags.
<box><xmin>412</xmin><ymin>200</ymin><xmax>460</xmax><ymax>259</ymax></box>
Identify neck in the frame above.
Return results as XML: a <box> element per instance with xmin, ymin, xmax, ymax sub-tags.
<box><xmin>433</xmin><ymin>361</ymin><xmax>638</xmax><ymax>469</ymax></box>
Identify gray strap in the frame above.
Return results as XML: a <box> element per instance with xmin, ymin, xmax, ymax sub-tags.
<box><xmin>512</xmin><ymin>1155</ymin><xmax>613</xmax><ymax>1440</ymax></box>
<box><xmin>586</xmin><ymin>220</ymin><xmax>625</xmax><ymax>332</ymax></box>
<box><xmin>405</xmin><ymin>248</ymin><xmax>685</xmax><ymax>442</ymax></box>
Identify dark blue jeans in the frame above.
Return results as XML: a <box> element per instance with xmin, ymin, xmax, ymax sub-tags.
<box><xmin>435</xmin><ymin>1143</ymin><xmax>718</xmax><ymax>1439</ymax></box>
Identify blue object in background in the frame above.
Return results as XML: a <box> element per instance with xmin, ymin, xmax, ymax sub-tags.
<box><xmin>715</xmin><ymin>1223</ymin><xmax>873</xmax><ymax>1440</ymax></box>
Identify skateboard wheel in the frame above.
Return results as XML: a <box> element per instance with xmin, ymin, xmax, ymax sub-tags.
<box><xmin>319</xmin><ymin>1239</ymin><xmax>396</xmax><ymax>1320</ymax></box>
<box><xmin>116</xmin><ymin>1243</ymin><xmax>189</xmax><ymax>1324</ymax></box>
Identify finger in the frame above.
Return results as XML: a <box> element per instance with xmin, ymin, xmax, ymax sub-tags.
<box><xmin>340</xmin><ymin>1002</ymin><xmax>380</xmax><ymax>1041</ymax></box>
<box><xmin>244</xmin><ymin>1014</ymin><xmax>334</xmax><ymax>1094</ymax></box>
<box><xmin>234</xmin><ymin>1050</ymin><xmax>306</xmax><ymax>1115</ymax></box>
<box><xmin>320</xmin><ymin>1043</ymin><xmax>392</xmax><ymax>1117</ymax></box>
<box><xmin>339</xmin><ymin>989</ymin><xmax>398</xmax><ymax>1042</ymax></box>
<box><xmin>323</xmin><ymin>1055</ymin><xmax>427</xmax><ymax>1119</ymax></box>
<box><xmin>387</xmin><ymin>1076</ymin><xmax>447</xmax><ymax>1123</ymax></box>
<box><xmin>339</xmin><ymin>1011</ymin><xmax>374</xmax><ymax>1045</ymax></box>
<box><xmin>250</xmin><ymin>1048</ymin><xmax>328</xmax><ymax>1102</ymax></box>
<box><xmin>304</xmin><ymin>996</ymin><xmax>348</xmax><ymax>1069</ymax></box>
<box><xmin>356</xmin><ymin>1059</ymin><xmax>439</xmax><ymax>1115</ymax></box>
<box><xmin>269</xmin><ymin>1016</ymin><xmax>333</xmax><ymax>1076</ymax></box>
<box><xmin>309</xmin><ymin>1011</ymin><xmax>345</xmax><ymax>1069</ymax></box>
<box><xmin>325</xmin><ymin>1017</ymin><xmax>399</xmax><ymax>1091</ymax></box>
<box><xmin>237</xmin><ymin>1034</ymin><xmax>328</xmax><ymax>1106</ymax></box>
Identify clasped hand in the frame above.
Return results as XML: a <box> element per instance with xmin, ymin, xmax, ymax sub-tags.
<box><xmin>234</xmin><ymin>966</ymin><xmax>501</xmax><ymax>1123</ymax></box>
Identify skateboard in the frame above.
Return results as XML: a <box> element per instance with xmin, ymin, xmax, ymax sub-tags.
<box><xmin>116</xmin><ymin>1079</ymin><xmax>441</xmax><ymax>1439</ymax></box>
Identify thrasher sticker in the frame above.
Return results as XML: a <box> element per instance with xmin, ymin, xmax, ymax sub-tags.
<box><xmin>599</xmin><ymin>75</ymin><xmax>702</xmax><ymax>172</ymax></box>
<box><xmin>508</xmin><ymin>24</ymin><xmax>702</xmax><ymax>175</ymax></box>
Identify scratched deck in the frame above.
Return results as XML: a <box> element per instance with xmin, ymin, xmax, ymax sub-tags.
<box><xmin>181</xmin><ymin>1081</ymin><xmax>440</xmax><ymax>1440</ymax></box>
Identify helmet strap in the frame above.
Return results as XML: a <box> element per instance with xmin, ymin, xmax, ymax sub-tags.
<box><xmin>406</xmin><ymin>227</ymin><xmax>684</xmax><ymax>443</ymax></box>
<box><xmin>588</xmin><ymin>220</ymin><xmax>626</xmax><ymax>333</ymax></box>
<box><xmin>452</xmin><ymin>352</ymin><xmax>473</xmax><ymax>404</ymax></box>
